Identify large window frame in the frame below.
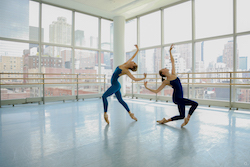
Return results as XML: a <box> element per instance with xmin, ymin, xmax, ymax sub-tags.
<box><xmin>125</xmin><ymin>0</ymin><xmax>250</xmax><ymax>107</ymax></box>
<box><xmin>0</xmin><ymin>0</ymin><xmax>113</xmax><ymax>103</ymax></box>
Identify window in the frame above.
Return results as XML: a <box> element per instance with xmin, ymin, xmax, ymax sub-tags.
<box><xmin>237</xmin><ymin>35</ymin><xmax>250</xmax><ymax>71</ymax></box>
<box><xmin>41</xmin><ymin>45</ymin><xmax>72</xmax><ymax>72</ymax></box>
<box><xmin>164</xmin><ymin>1</ymin><xmax>192</xmax><ymax>44</ymax></box>
<box><xmin>195</xmin><ymin>38</ymin><xmax>234</xmax><ymax>72</ymax></box>
<box><xmin>237</xmin><ymin>0</ymin><xmax>250</xmax><ymax>33</ymax></box>
<box><xmin>0</xmin><ymin>40</ymin><xmax>39</xmax><ymax>72</ymax></box>
<box><xmin>42</xmin><ymin>4</ymin><xmax>72</xmax><ymax>45</ymax></box>
<box><xmin>0</xmin><ymin>0</ymin><xmax>39</xmax><ymax>41</ymax></box>
<box><xmin>101</xmin><ymin>19</ymin><xmax>113</xmax><ymax>51</ymax></box>
<box><xmin>195</xmin><ymin>0</ymin><xmax>233</xmax><ymax>39</ymax></box>
<box><xmin>74</xmin><ymin>50</ymin><xmax>98</xmax><ymax>73</ymax></box>
<box><xmin>125</xmin><ymin>19</ymin><xmax>137</xmax><ymax>52</ymax></box>
<box><xmin>138</xmin><ymin>48</ymin><xmax>161</xmax><ymax>74</ymax></box>
<box><xmin>140</xmin><ymin>11</ymin><xmax>161</xmax><ymax>48</ymax></box>
<box><xmin>164</xmin><ymin>43</ymin><xmax>192</xmax><ymax>73</ymax></box>
<box><xmin>101</xmin><ymin>52</ymin><xmax>113</xmax><ymax>84</ymax></box>
<box><xmin>75</xmin><ymin>13</ymin><xmax>99</xmax><ymax>48</ymax></box>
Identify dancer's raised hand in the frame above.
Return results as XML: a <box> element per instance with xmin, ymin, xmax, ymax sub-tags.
<box><xmin>144</xmin><ymin>81</ymin><xmax>148</xmax><ymax>87</ymax></box>
<box><xmin>144</xmin><ymin>73</ymin><xmax>147</xmax><ymax>79</ymax></box>
<box><xmin>134</xmin><ymin>44</ymin><xmax>139</xmax><ymax>50</ymax></box>
<box><xmin>169</xmin><ymin>44</ymin><xmax>174</xmax><ymax>52</ymax></box>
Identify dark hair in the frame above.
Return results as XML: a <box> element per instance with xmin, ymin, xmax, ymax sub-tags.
<box><xmin>159</xmin><ymin>70</ymin><xmax>165</xmax><ymax>82</ymax></box>
<box><xmin>129</xmin><ymin>64</ymin><xmax>138</xmax><ymax>72</ymax></box>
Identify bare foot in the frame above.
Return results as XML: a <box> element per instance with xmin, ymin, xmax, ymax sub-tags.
<box><xmin>104</xmin><ymin>113</ymin><xmax>109</xmax><ymax>124</ymax></box>
<box><xmin>181</xmin><ymin>117</ymin><xmax>190</xmax><ymax>127</ymax></box>
<box><xmin>129</xmin><ymin>113</ymin><xmax>137</xmax><ymax>121</ymax></box>
<box><xmin>157</xmin><ymin>118</ymin><xmax>169</xmax><ymax>124</ymax></box>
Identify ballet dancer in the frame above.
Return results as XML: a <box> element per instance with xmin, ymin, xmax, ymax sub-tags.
<box><xmin>144</xmin><ymin>44</ymin><xmax>198</xmax><ymax>127</ymax></box>
<box><xmin>102</xmin><ymin>45</ymin><xmax>147</xmax><ymax>124</ymax></box>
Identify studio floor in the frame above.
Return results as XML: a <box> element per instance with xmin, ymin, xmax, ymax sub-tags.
<box><xmin>0</xmin><ymin>97</ymin><xmax>250</xmax><ymax>167</ymax></box>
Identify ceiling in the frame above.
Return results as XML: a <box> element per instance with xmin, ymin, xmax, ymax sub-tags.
<box><xmin>42</xmin><ymin>0</ymin><xmax>181</xmax><ymax>20</ymax></box>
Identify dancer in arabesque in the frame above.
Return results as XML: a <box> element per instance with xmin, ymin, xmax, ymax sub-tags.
<box><xmin>102</xmin><ymin>45</ymin><xmax>147</xmax><ymax>124</ymax></box>
<box><xmin>144</xmin><ymin>44</ymin><xmax>198</xmax><ymax>127</ymax></box>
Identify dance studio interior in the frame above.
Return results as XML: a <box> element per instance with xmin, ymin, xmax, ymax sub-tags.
<box><xmin>0</xmin><ymin>0</ymin><xmax>250</xmax><ymax>166</ymax></box>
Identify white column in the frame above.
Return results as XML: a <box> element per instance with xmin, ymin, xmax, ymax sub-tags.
<box><xmin>113</xmin><ymin>16</ymin><xmax>125</xmax><ymax>95</ymax></box>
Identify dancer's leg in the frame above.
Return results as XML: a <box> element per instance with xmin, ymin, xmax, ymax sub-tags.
<box><xmin>115</xmin><ymin>90</ymin><xmax>137</xmax><ymax>121</ymax></box>
<box><xmin>102</xmin><ymin>85</ymin><xmax>119</xmax><ymax>124</ymax></box>
<box><xmin>102</xmin><ymin>85</ymin><xmax>119</xmax><ymax>113</ymax></box>
<box><xmin>182</xmin><ymin>98</ymin><xmax>198</xmax><ymax>116</ymax></box>
<box><xmin>171</xmin><ymin>98</ymin><xmax>198</xmax><ymax>121</ymax></box>
<box><xmin>180</xmin><ymin>98</ymin><xmax>198</xmax><ymax>127</ymax></box>
<box><xmin>115</xmin><ymin>90</ymin><xmax>130</xmax><ymax>112</ymax></box>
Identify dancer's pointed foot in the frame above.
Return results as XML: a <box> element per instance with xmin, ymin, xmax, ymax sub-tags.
<box><xmin>181</xmin><ymin>117</ymin><xmax>190</xmax><ymax>127</ymax></box>
<box><xmin>104</xmin><ymin>112</ymin><xmax>109</xmax><ymax>124</ymax></box>
<box><xmin>156</xmin><ymin>118</ymin><xmax>168</xmax><ymax>124</ymax></box>
<box><xmin>129</xmin><ymin>113</ymin><xmax>137</xmax><ymax>121</ymax></box>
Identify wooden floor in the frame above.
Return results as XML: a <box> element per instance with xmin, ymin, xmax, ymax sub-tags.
<box><xmin>0</xmin><ymin>97</ymin><xmax>250</xmax><ymax>167</ymax></box>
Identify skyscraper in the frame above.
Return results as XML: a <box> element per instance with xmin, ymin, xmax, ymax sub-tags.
<box><xmin>239</xmin><ymin>56</ymin><xmax>247</xmax><ymax>70</ymax></box>
<box><xmin>49</xmin><ymin>17</ymin><xmax>72</xmax><ymax>45</ymax></box>
<box><xmin>75</xmin><ymin>30</ymin><xmax>85</xmax><ymax>46</ymax></box>
<box><xmin>222</xmin><ymin>40</ymin><xmax>238</xmax><ymax>70</ymax></box>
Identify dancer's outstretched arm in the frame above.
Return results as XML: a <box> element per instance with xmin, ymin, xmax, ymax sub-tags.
<box><xmin>126</xmin><ymin>71</ymin><xmax>147</xmax><ymax>81</ymax></box>
<box><xmin>125</xmin><ymin>45</ymin><xmax>139</xmax><ymax>64</ymax></box>
<box><xmin>169</xmin><ymin>44</ymin><xmax>176</xmax><ymax>75</ymax></box>
<box><xmin>144</xmin><ymin>80</ymin><xmax>170</xmax><ymax>94</ymax></box>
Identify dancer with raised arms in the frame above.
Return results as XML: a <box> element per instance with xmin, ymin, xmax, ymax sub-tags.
<box><xmin>144</xmin><ymin>44</ymin><xmax>198</xmax><ymax>127</ymax></box>
<box><xmin>102</xmin><ymin>45</ymin><xmax>147</xmax><ymax>124</ymax></box>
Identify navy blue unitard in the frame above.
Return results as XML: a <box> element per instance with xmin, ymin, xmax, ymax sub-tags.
<box><xmin>170</xmin><ymin>77</ymin><xmax>198</xmax><ymax>121</ymax></box>
<box><xmin>102</xmin><ymin>66</ymin><xmax>130</xmax><ymax>113</ymax></box>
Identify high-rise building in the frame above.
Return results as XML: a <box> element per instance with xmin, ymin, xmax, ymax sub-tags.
<box><xmin>153</xmin><ymin>48</ymin><xmax>161</xmax><ymax>73</ymax></box>
<box><xmin>178</xmin><ymin>44</ymin><xmax>192</xmax><ymax>71</ymax></box>
<box><xmin>217</xmin><ymin>55</ymin><xmax>223</xmax><ymax>63</ymax></box>
<box><xmin>239</xmin><ymin>56</ymin><xmax>247</xmax><ymax>70</ymax></box>
<box><xmin>29</xmin><ymin>26</ymin><xmax>44</xmax><ymax>49</ymax></box>
<box><xmin>49</xmin><ymin>17</ymin><xmax>72</xmax><ymax>44</ymax></box>
<box><xmin>222</xmin><ymin>40</ymin><xmax>238</xmax><ymax>70</ymax></box>
<box><xmin>75</xmin><ymin>30</ymin><xmax>85</xmax><ymax>46</ymax></box>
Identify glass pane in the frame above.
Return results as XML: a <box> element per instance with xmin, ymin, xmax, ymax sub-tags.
<box><xmin>41</xmin><ymin>45</ymin><xmax>72</xmax><ymax>73</ymax></box>
<box><xmin>138</xmin><ymin>48</ymin><xmax>161</xmax><ymax>74</ymax></box>
<box><xmin>137</xmin><ymin>48</ymin><xmax>161</xmax><ymax>95</ymax></box>
<box><xmin>75</xmin><ymin>13</ymin><xmax>99</xmax><ymax>48</ymax></box>
<box><xmin>126</xmin><ymin>51</ymin><xmax>138</xmax><ymax>64</ymax></box>
<box><xmin>163</xmin><ymin>43</ymin><xmax>192</xmax><ymax>73</ymax></box>
<box><xmin>195</xmin><ymin>38</ymin><xmax>234</xmax><ymax>72</ymax></box>
<box><xmin>125</xmin><ymin>51</ymin><xmax>138</xmax><ymax>94</ymax></box>
<box><xmin>75</xmin><ymin>48</ymin><xmax>101</xmax><ymax>95</ymax></box>
<box><xmin>236</xmin><ymin>35</ymin><xmax>250</xmax><ymax>103</ymax></box>
<box><xmin>101</xmin><ymin>19</ymin><xmax>113</xmax><ymax>51</ymax></box>
<box><xmin>192</xmin><ymin>87</ymin><xmax>230</xmax><ymax>101</ymax></box>
<box><xmin>42</xmin><ymin>4</ymin><xmax>72</xmax><ymax>45</ymax></box>
<box><xmin>237</xmin><ymin>0</ymin><xmax>250</xmax><ymax>33</ymax></box>
<box><xmin>140</xmin><ymin>11</ymin><xmax>161</xmax><ymax>48</ymax></box>
<box><xmin>74</xmin><ymin>49</ymin><xmax>98</xmax><ymax>74</ymax></box>
<box><xmin>237</xmin><ymin>35</ymin><xmax>250</xmax><ymax>71</ymax></box>
<box><xmin>0</xmin><ymin>0</ymin><xmax>39</xmax><ymax>41</ymax></box>
<box><xmin>0</xmin><ymin>40</ymin><xmax>40</xmax><ymax>74</ymax></box>
<box><xmin>0</xmin><ymin>40</ymin><xmax>41</xmax><ymax>100</ymax></box>
<box><xmin>237</xmin><ymin>88</ymin><xmax>250</xmax><ymax>102</ymax></box>
<box><xmin>101</xmin><ymin>52</ymin><xmax>113</xmax><ymax>86</ymax></box>
<box><xmin>164</xmin><ymin>1</ymin><xmax>192</xmax><ymax>44</ymax></box>
<box><xmin>195</xmin><ymin>0</ymin><xmax>233</xmax><ymax>39</ymax></box>
<box><xmin>125</xmin><ymin>19</ymin><xmax>137</xmax><ymax>51</ymax></box>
